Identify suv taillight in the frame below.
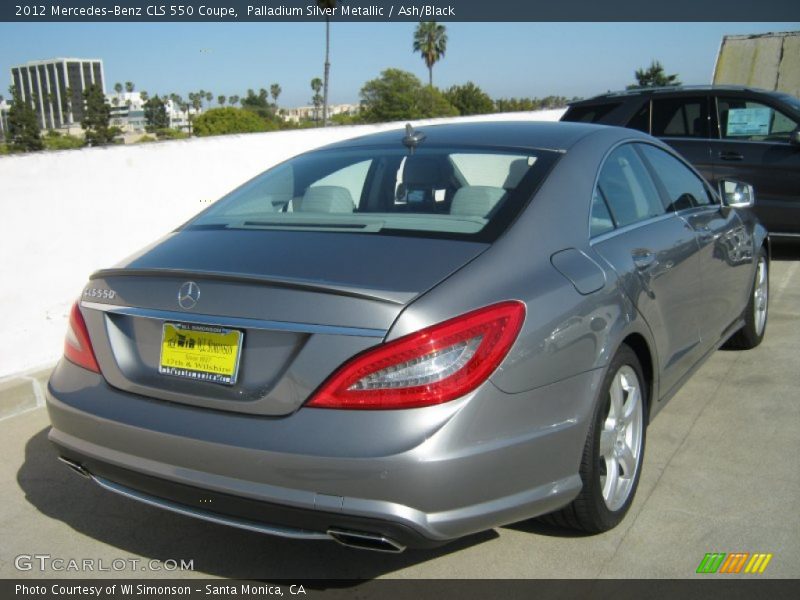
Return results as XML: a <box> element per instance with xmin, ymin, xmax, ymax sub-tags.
<box><xmin>306</xmin><ymin>301</ymin><xmax>525</xmax><ymax>410</ymax></box>
<box><xmin>64</xmin><ymin>302</ymin><xmax>100</xmax><ymax>373</ymax></box>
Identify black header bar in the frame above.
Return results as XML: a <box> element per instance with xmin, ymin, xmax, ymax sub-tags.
<box><xmin>3</xmin><ymin>0</ymin><xmax>799</xmax><ymax>22</ymax></box>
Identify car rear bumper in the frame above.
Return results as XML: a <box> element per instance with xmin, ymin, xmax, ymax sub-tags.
<box><xmin>46</xmin><ymin>359</ymin><xmax>599</xmax><ymax>548</ymax></box>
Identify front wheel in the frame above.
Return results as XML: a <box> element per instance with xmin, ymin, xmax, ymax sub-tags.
<box><xmin>544</xmin><ymin>345</ymin><xmax>647</xmax><ymax>533</ymax></box>
<box><xmin>724</xmin><ymin>248</ymin><xmax>769</xmax><ymax>350</ymax></box>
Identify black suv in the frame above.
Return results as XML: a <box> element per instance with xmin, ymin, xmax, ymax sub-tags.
<box><xmin>562</xmin><ymin>86</ymin><xmax>800</xmax><ymax>238</ymax></box>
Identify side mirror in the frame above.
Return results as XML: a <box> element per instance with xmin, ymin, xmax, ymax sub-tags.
<box><xmin>790</xmin><ymin>127</ymin><xmax>800</xmax><ymax>146</ymax></box>
<box><xmin>719</xmin><ymin>180</ymin><xmax>755</xmax><ymax>209</ymax></box>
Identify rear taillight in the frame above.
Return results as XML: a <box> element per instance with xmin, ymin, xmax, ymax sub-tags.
<box><xmin>306</xmin><ymin>301</ymin><xmax>525</xmax><ymax>410</ymax></box>
<box><xmin>64</xmin><ymin>302</ymin><xmax>100</xmax><ymax>373</ymax></box>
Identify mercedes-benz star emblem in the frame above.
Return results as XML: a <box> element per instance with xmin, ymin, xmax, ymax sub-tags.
<box><xmin>178</xmin><ymin>281</ymin><xmax>200</xmax><ymax>310</ymax></box>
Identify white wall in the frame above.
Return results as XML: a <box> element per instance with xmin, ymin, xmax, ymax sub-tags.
<box><xmin>0</xmin><ymin>109</ymin><xmax>565</xmax><ymax>377</ymax></box>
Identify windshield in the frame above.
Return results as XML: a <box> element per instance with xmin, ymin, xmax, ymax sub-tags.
<box><xmin>188</xmin><ymin>145</ymin><xmax>560</xmax><ymax>242</ymax></box>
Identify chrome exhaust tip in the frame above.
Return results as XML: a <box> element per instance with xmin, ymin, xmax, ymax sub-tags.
<box><xmin>58</xmin><ymin>456</ymin><xmax>91</xmax><ymax>479</ymax></box>
<box><xmin>327</xmin><ymin>528</ymin><xmax>406</xmax><ymax>553</ymax></box>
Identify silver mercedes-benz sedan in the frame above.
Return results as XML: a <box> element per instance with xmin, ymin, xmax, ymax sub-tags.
<box><xmin>47</xmin><ymin>121</ymin><xmax>769</xmax><ymax>552</ymax></box>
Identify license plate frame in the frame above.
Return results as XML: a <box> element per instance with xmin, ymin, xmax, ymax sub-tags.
<box><xmin>158</xmin><ymin>322</ymin><xmax>244</xmax><ymax>386</ymax></box>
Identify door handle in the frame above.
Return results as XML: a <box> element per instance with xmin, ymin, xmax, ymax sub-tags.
<box><xmin>696</xmin><ymin>224</ymin><xmax>721</xmax><ymax>242</ymax></box>
<box><xmin>632</xmin><ymin>249</ymin><xmax>657</xmax><ymax>271</ymax></box>
<box><xmin>719</xmin><ymin>151</ymin><xmax>744</xmax><ymax>161</ymax></box>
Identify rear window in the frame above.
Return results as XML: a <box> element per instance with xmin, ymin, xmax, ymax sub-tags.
<box><xmin>188</xmin><ymin>145</ymin><xmax>559</xmax><ymax>242</ymax></box>
<box><xmin>562</xmin><ymin>102</ymin><xmax>622</xmax><ymax>123</ymax></box>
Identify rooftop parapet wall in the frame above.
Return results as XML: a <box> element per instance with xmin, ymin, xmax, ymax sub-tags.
<box><xmin>0</xmin><ymin>109</ymin><xmax>564</xmax><ymax>378</ymax></box>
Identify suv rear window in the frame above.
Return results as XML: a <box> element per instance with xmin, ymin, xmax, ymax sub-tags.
<box><xmin>562</xmin><ymin>102</ymin><xmax>621</xmax><ymax>123</ymax></box>
<box><xmin>189</xmin><ymin>145</ymin><xmax>560</xmax><ymax>242</ymax></box>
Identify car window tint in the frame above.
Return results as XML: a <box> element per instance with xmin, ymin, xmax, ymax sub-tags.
<box><xmin>561</xmin><ymin>102</ymin><xmax>622</xmax><ymax>123</ymax></box>
<box><xmin>651</xmin><ymin>97</ymin><xmax>709</xmax><ymax>138</ymax></box>
<box><xmin>717</xmin><ymin>97</ymin><xmax>799</xmax><ymax>142</ymax></box>
<box><xmin>590</xmin><ymin>189</ymin><xmax>616</xmax><ymax>237</ymax></box>
<box><xmin>638</xmin><ymin>144</ymin><xmax>714</xmax><ymax>209</ymax></box>
<box><xmin>597</xmin><ymin>144</ymin><xmax>664</xmax><ymax>228</ymax></box>
<box><xmin>627</xmin><ymin>102</ymin><xmax>650</xmax><ymax>133</ymax></box>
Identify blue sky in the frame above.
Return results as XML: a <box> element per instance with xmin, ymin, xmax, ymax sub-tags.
<box><xmin>0</xmin><ymin>22</ymin><xmax>797</xmax><ymax>106</ymax></box>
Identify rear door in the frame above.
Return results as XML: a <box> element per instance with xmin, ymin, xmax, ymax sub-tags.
<box><xmin>711</xmin><ymin>93</ymin><xmax>800</xmax><ymax>234</ymax></box>
<box><xmin>637</xmin><ymin>143</ymin><xmax>753</xmax><ymax>350</ymax></box>
<box><xmin>651</xmin><ymin>94</ymin><xmax>715</xmax><ymax>182</ymax></box>
<box><xmin>589</xmin><ymin>143</ymin><xmax>703</xmax><ymax>396</ymax></box>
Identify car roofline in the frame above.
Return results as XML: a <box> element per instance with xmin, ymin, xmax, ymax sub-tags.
<box><xmin>569</xmin><ymin>84</ymin><xmax>779</xmax><ymax>105</ymax></box>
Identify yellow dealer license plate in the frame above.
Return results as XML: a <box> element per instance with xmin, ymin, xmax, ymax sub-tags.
<box><xmin>159</xmin><ymin>323</ymin><xmax>243</xmax><ymax>385</ymax></box>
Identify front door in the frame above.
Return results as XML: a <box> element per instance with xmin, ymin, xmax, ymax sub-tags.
<box><xmin>712</xmin><ymin>94</ymin><xmax>800</xmax><ymax>235</ymax></box>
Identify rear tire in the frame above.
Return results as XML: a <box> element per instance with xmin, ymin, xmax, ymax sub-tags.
<box><xmin>544</xmin><ymin>344</ymin><xmax>647</xmax><ymax>533</ymax></box>
<box><xmin>724</xmin><ymin>247</ymin><xmax>769</xmax><ymax>350</ymax></box>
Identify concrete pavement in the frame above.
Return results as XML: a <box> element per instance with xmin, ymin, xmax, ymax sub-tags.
<box><xmin>1</xmin><ymin>253</ymin><xmax>798</xmax><ymax>580</ymax></box>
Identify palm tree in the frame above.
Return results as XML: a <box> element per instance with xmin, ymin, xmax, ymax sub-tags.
<box><xmin>139</xmin><ymin>90</ymin><xmax>149</xmax><ymax>103</ymax></box>
<box><xmin>114</xmin><ymin>83</ymin><xmax>123</xmax><ymax>95</ymax></box>
<box><xmin>205</xmin><ymin>91</ymin><xmax>213</xmax><ymax>105</ymax></box>
<box><xmin>310</xmin><ymin>77</ymin><xmax>323</xmax><ymax>123</ymax></box>
<box><xmin>218</xmin><ymin>95</ymin><xmax>226</xmax><ymax>106</ymax></box>
<box><xmin>413</xmin><ymin>22</ymin><xmax>448</xmax><ymax>87</ymax></box>
<box><xmin>228</xmin><ymin>95</ymin><xmax>240</xmax><ymax>106</ymax></box>
<box><xmin>125</xmin><ymin>81</ymin><xmax>135</xmax><ymax>94</ymax></box>
<box><xmin>270</xmin><ymin>83</ymin><xmax>281</xmax><ymax>106</ymax></box>
<box><xmin>317</xmin><ymin>0</ymin><xmax>336</xmax><ymax>125</ymax></box>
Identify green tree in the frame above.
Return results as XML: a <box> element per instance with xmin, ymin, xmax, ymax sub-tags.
<box><xmin>143</xmin><ymin>95</ymin><xmax>169</xmax><ymax>132</ymax></box>
<box><xmin>241</xmin><ymin>88</ymin><xmax>278</xmax><ymax>122</ymax></box>
<box><xmin>310</xmin><ymin>77</ymin><xmax>323</xmax><ymax>123</ymax></box>
<box><xmin>359</xmin><ymin>69</ymin><xmax>457</xmax><ymax>123</ymax></box>
<box><xmin>217</xmin><ymin>95</ymin><xmax>226</xmax><ymax>106</ymax></box>
<box><xmin>6</xmin><ymin>86</ymin><xmax>43</xmax><ymax>152</ymax></box>
<box><xmin>81</xmin><ymin>83</ymin><xmax>115</xmax><ymax>146</ymax></box>
<box><xmin>114</xmin><ymin>82</ymin><xmax>123</xmax><ymax>95</ymax></box>
<box><xmin>628</xmin><ymin>60</ymin><xmax>681</xmax><ymax>89</ymax></box>
<box><xmin>139</xmin><ymin>90</ymin><xmax>149</xmax><ymax>103</ymax></box>
<box><xmin>192</xmin><ymin>107</ymin><xmax>270</xmax><ymax>136</ymax></box>
<box><xmin>413</xmin><ymin>21</ymin><xmax>448</xmax><ymax>87</ymax></box>
<box><xmin>444</xmin><ymin>82</ymin><xmax>494</xmax><ymax>115</ymax></box>
<box><xmin>228</xmin><ymin>95</ymin><xmax>240</xmax><ymax>106</ymax></box>
<box><xmin>270</xmin><ymin>83</ymin><xmax>281</xmax><ymax>106</ymax></box>
<box><xmin>418</xmin><ymin>86</ymin><xmax>458</xmax><ymax>118</ymax></box>
<box><xmin>125</xmin><ymin>81</ymin><xmax>135</xmax><ymax>94</ymax></box>
<box><xmin>316</xmin><ymin>0</ymin><xmax>337</xmax><ymax>125</ymax></box>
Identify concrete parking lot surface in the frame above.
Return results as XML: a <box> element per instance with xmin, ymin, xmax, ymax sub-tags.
<box><xmin>1</xmin><ymin>252</ymin><xmax>798</xmax><ymax>580</ymax></box>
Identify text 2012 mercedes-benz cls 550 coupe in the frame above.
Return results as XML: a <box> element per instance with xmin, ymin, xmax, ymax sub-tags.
<box><xmin>47</xmin><ymin>121</ymin><xmax>769</xmax><ymax>552</ymax></box>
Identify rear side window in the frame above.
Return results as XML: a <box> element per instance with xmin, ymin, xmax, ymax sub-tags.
<box><xmin>626</xmin><ymin>102</ymin><xmax>650</xmax><ymax>133</ymax></box>
<box><xmin>596</xmin><ymin>144</ymin><xmax>664</xmax><ymax>228</ymax></box>
<box><xmin>638</xmin><ymin>144</ymin><xmax>715</xmax><ymax>210</ymax></box>
<box><xmin>590</xmin><ymin>190</ymin><xmax>615</xmax><ymax>237</ymax></box>
<box><xmin>717</xmin><ymin>97</ymin><xmax>799</xmax><ymax>142</ymax></box>
<box><xmin>651</xmin><ymin>97</ymin><xmax>709</xmax><ymax>138</ymax></box>
<box><xmin>562</xmin><ymin>102</ymin><xmax>622</xmax><ymax>123</ymax></box>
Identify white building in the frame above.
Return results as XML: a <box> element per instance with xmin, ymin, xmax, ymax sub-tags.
<box><xmin>165</xmin><ymin>99</ymin><xmax>199</xmax><ymax>132</ymax></box>
<box><xmin>283</xmin><ymin>103</ymin><xmax>360</xmax><ymax>123</ymax></box>
<box><xmin>108</xmin><ymin>92</ymin><xmax>147</xmax><ymax>133</ymax></box>
<box><xmin>0</xmin><ymin>99</ymin><xmax>9</xmax><ymax>138</ymax></box>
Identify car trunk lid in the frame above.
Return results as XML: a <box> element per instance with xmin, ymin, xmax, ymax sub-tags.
<box><xmin>79</xmin><ymin>229</ymin><xmax>488</xmax><ymax>416</ymax></box>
